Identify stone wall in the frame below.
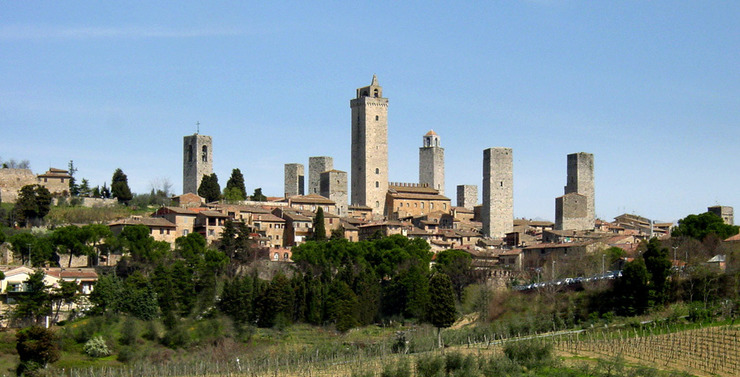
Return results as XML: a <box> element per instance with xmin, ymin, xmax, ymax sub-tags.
<box><xmin>320</xmin><ymin>170</ymin><xmax>347</xmax><ymax>216</ymax></box>
<box><xmin>457</xmin><ymin>184</ymin><xmax>478</xmax><ymax>209</ymax></box>
<box><xmin>482</xmin><ymin>148</ymin><xmax>513</xmax><ymax>238</ymax></box>
<box><xmin>284</xmin><ymin>163</ymin><xmax>304</xmax><ymax>197</ymax></box>
<box><xmin>0</xmin><ymin>168</ymin><xmax>37</xmax><ymax>203</ymax></box>
<box><xmin>555</xmin><ymin>192</ymin><xmax>590</xmax><ymax>230</ymax></box>
<box><xmin>309</xmin><ymin>156</ymin><xmax>333</xmax><ymax>195</ymax></box>
<box><xmin>183</xmin><ymin>134</ymin><xmax>213</xmax><ymax>195</ymax></box>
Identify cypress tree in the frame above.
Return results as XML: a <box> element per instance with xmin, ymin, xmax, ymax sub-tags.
<box><xmin>198</xmin><ymin>173</ymin><xmax>221</xmax><ymax>203</ymax></box>
<box><xmin>225</xmin><ymin>168</ymin><xmax>247</xmax><ymax>201</ymax></box>
<box><xmin>111</xmin><ymin>168</ymin><xmax>133</xmax><ymax>204</ymax></box>
<box><xmin>427</xmin><ymin>273</ymin><xmax>457</xmax><ymax>348</ymax></box>
<box><xmin>312</xmin><ymin>207</ymin><xmax>326</xmax><ymax>241</ymax></box>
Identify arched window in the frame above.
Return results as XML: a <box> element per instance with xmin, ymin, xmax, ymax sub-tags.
<box><xmin>362</xmin><ymin>90</ymin><xmax>369</xmax><ymax>97</ymax></box>
<box><xmin>375</xmin><ymin>168</ymin><xmax>379</xmax><ymax>174</ymax></box>
<box><xmin>375</xmin><ymin>201</ymin><xmax>379</xmax><ymax>208</ymax></box>
<box><xmin>273</xmin><ymin>252</ymin><xmax>279</xmax><ymax>261</ymax></box>
<box><xmin>284</xmin><ymin>253</ymin><xmax>289</xmax><ymax>260</ymax></box>
<box><xmin>375</xmin><ymin>181</ymin><xmax>379</xmax><ymax>188</ymax></box>
<box><xmin>375</xmin><ymin>115</ymin><xmax>379</xmax><ymax>121</ymax></box>
<box><xmin>373</xmin><ymin>89</ymin><xmax>378</xmax><ymax>97</ymax></box>
<box><xmin>202</xmin><ymin>145</ymin><xmax>208</xmax><ymax>162</ymax></box>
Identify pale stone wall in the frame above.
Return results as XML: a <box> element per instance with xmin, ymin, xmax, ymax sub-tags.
<box><xmin>0</xmin><ymin>168</ymin><xmax>37</xmax><ymax>203</ymax></box>
<box><xmin>482</xmin><ymin>148</ymin><xmax>513</xmax><ymax>238</ymax></box>
<box><xmin>284</xmin><ymin>163</ymin><xmax>304</xmax><ymax>197</ymax></box>
<box><xmin>708</xmin><ymin>205</ymin><xmax>734</xmax><ymax>225</ymax></box>
<box><xmin>419</xmin><ymin>146</ymin><xmax>444</xmax><ymax>195</ymax></box>
<box><xmin>350</xmin><ymin>76</ymin><xmax>388</xmax><ymax>215</ymax></box>
<box><xmin>457</xmin><ymin>185</ymin><xmax>478</xmax><ymax>209</ymax></box>
<box><xmin>309</xmin><ymin>156</ymin><xmax>333</xmax><ymax>195</ymax></box>
<box><xmin>79</xmin><ymin>197</ymin><xmax>118</xmax><ymax>208</ymax></box>
<box><xmin>555</xmin><ymin>192</ymin><xmax>590</xmax><ymax>230</ymax></box>
<box><xmin>183</xmin><ymin>134</ymin><xmax>213</xmax><ymax>195</ymax></box>
<box><xmin>320</xmin><ymin>170</ymin><xmax>347</xmax><ymax>216</ymax></box>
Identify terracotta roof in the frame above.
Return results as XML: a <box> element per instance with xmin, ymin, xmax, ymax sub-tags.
<box><xmin>109</xmin><ymin>217</ymin><xmax>176</xmax><ymax>228</ymax></box>
<box><xmin>452</xmin><ymin>206</ymin><xmax>473</xmax><ymax>213</ymax></box>
<box><xmin>155</xmin><ymin>206</ymin><xmax>197</xmax><ymax>215</ymax></box>
<box><xmin>725</xmin><ymin>233</ymin><xmax>740</xmax><ymax>242</ymax></box>
<box><xmin>43</xmin><ymin>268</ymin><xmax>98</xmax><ymax>280</ymax></box>
<box><xmin>198</xmin><ymin>210</ymin><xmax>230</xmax><ymax>218</ymax></box>
<box><xmin>388</xmin><ymin>192</ymin><xmax>450</xmax><ymax>201</ymax></box>
<box><xmin>425</xmin><ymin>129</ymin><xmax>438</xmax><ymax>136</ymax></box>
<box><xmin>38</xmin><ymin>168</ymin><xmax>71</xmax><ymax>178</ymax></box>
<box><xmin>288</xmin><ymin>194</ymin><xmax>336</xmax><ymax>205</ymax></box>
<box><xmin>388</xmin><ymin>185</ymin><xmax>440</xmax><ymax>195</ymax></box>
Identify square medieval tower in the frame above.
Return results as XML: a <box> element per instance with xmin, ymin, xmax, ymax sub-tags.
<box><xmin>183</xmin><ymin>133</ymin><xmax>213</xmax><ymax>195</ymax></box>
<box><xmin>350</xmin><ymin>75</ymin><xmax>388</xmax><ymax>215</ymax></box>
<box><xmin>482</xmin><ymin>147</ymin><xmax>513</xmax><ymax>238</ymax></box>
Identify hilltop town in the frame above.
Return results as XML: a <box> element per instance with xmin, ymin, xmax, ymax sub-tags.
<box><xmin>0</xmin><ymin>77</ymin><xmax>738</xmax><ymax>376</ymax></box>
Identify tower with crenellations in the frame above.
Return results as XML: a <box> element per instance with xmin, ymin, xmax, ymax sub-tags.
<box><xmin>183</xmin><ymin>133</ymin><xmax>213</xmax><ymax>195</ymax></box>
<box><xmin>350</xmin><ymin>75</ymin><xmax>388</xmax><ymax>215</ymax></box>
<box><xmin>419</xmin><ymin>130</ymin><xmax>445</xmax><ymax>196</ymax></box>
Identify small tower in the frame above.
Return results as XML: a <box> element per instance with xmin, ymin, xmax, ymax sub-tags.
<box><xmin>309</xmin><ymin>156</ymin><xmax>333</xmax><ymax>195</ymax></box>
<box><xmin>555</xmin><ymin>152</ymin><xmax>595</xmax><ymax>230</ymax></box>
<box><xmin>350</xmin><ymin>75</ymin><xmax>388</xmax><ymax>215</ymax></box>
<box><xmin>284</xmin><ymin>163</ymin><xmax>305</xmax><ymax>197</ymax></box>
<box><xmin>482</xmin><ymin>147</ymin><xmax>513</xmax><ymax>238</ymax></box>
<box><xmin>457</xmin><ymin>185</ymin><xmax>478</xmax><ymax>210</ymax></box>
<box><xmin>419</xmin><ymin>130</ymin><xmax>445</xmax><ymax>195</ymax></box>
<box><xmin>183</xmin><ymin>133</ymin><xmax>213</xmax><ymax>195</ymax></box>
<box><xmin>320</xmin><ymin>170</ymin><xmax>348</xmax><ymax>216</ymax></box>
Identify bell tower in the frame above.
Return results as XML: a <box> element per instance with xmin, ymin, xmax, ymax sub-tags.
<box><xmin>183</xmin><ymin>132</ymin><xmax>213</xmax><ymax>195</ymax></box>
<box><xmin>419</xmin><ymin>130</ymin><xmax>445</xmax><ymax>195</ymax></box>
<box><xmin>350</xmin><ymin>75</ymin><xmax>388</xmax><ymax>215</ymax></box>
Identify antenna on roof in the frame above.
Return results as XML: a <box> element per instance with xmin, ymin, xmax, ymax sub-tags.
<box><xmin>196</xmin><ymin>121</ymin><xmax>200</xmax><ymax>134</ymax></box>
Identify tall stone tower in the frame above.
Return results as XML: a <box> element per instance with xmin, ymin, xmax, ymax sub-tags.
<box><xmin>320</xmin><ymin>170</ymin><xmax>348</xmax><ymax>216</ymax></box>
<box><xmin>351</xmin><ymin>75</ymin><xmax>388</xmax><ymax>215</ymax></box>
<box><xmin>419</xmin><ymin>130</ymin><xmax>445</xmax><ymax>195</ymax></box>
<box><xmin>482</xmin><ymin>148</ymin><xmax>513</xmax><ymax>238</ymax></box>
<box><xmin>457</xmin><ymin>185</ymin><xmax>478</xmax><ymax>210</ymax></box>
<box><xmin>309</xmin><ymin>156</ymin><xmax>334</xmax><ymax>195</ymax></box>
<box><xmin>183</xmin><ymin>133</ymin><xmax>213</xmax><ymax>195</ymax></box>
<box><xmin>284</xmin><ymin>163</ymin><xmax>304</xmax><ymax>197</ymax></box>
<box><xmin>555</xmin><ymin>152</ymin><xmax>595</xmax><ymax>230</ymax></box>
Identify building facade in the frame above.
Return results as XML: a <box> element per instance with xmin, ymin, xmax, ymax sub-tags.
<box><xmin>320</xmin><ymin>169</ymin><xmax>348</xmax><ymax>216</ymax></box>
<box><xmin>419</xmin><ymin>130</ymin><xmax>445</xmax><ymax>195</ymax></box>
<box><xmin>350</xmin><ymin>75</ymin><xmax>388</xmax><ymax>216</ymax></box>
<box><xmin>482</xmin><ymin>147</ymin><xmax>513</xmax><ymax>238</ymax></box>
<box><xmin>556</xmin><ymin>152</ymin><xmax>595</xmax><ymax>230</ymax></box>
<box><xmin>457</xmin><ymin>184</ymin><xmax>478</xmax><ymax>210</ymax></box>
<box><xmin>183</xmin><ymin>133</ymin><xmax>213</xmax><ymax>195</ymax></box>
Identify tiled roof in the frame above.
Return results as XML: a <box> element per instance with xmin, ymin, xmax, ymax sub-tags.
<box><xmin>288</xmin><ymin>194</ymin><xmax>336</xmax><ymax>205</ymax></box>
<box><xmin>109</xmin><ymin>217</ymin><xmax>176</xmax><ymax>228</ymax></box>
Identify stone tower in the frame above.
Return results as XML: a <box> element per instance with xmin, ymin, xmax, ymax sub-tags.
<box><xmin>320</xmin><ymin>170</ymin><xmax>348</xmax><ymax>216</ymax></box>
<box><xmin>183</xmin><ymin>133</ymin><xmax>213</xmax><ymax>195</ymax></box>
<box><xmin>555</xmin><ymin>152</ymin><xmax>595</xmax><ymax>230</ymax></box>
<box><xmin>708</xmin><ymin>205</ymin><xmax>734</xmax><ymax>225</ymax></box>
<box><xmin>284</xmin><ymin>163</ymin><xmax>304</xmax><ymax>197</ymax></box>
<box><xmin>351</xmin><ymin>75</ymin><xmax>388</xmax><ymax>215</ymax></box>
<box><xmin>482</xmin><ymin>148</ymin><xmax>513</xmax><ymax>238</ymax></box>
<box><xmin>457</xmin><ymin>185</ymin><xmax>478</xmax><ymax>210</ymax></box>
<box><xmin>309</xmin><ymin>156</ymin><xmax>334</xmax><ymax>195</ymax></box>
<box><xmin>419</xmin><ymin>130</ymin><xmax>445</xmax><ymax>195</ymax></box>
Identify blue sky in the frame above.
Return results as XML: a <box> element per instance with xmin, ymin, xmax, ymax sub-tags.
<box><xmin>1</xmin><ymin>1</ymin><xmax>738</xmax><ymax>223</ymax></box>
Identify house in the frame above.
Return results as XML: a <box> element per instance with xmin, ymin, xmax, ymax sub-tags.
<box><xmin>358</xmin><ymin>220</ymin><xmax>412</xmax><ymax>240</ymax></box>
<box><xmin>36</xmin><ymin>168</ymin><xmax>72</xmax><ymax>196</ymax></box>
<box><xmin>279</xmin><ymin>194</ymin><xmax>337</xmax><ymax>215</ymax></box>
<box><xmin>273</xmin><ymin>208</ymin><xmax>313</xmax><ymax>246</ymax></box>
<box><xmin>347</xmin><ymin>205</ymin><xmax>373</xmax><ymax>221</ymax></box>
<box><xmin>109</xmin><ymin>216</ymin><xmax>178</xmax><ymax>244</ymax></box>
<box><xmin>385</xmin><ymin>183</ymin><xmax>451</xmax><ymax>220</ymax></box>
<box><xmin>171</xmin><ymin>193</ymin><xmax>204</xmax><ymax>208</ymax></box>
<box><xmin>152</xmin><ymin>206</ymin><xmax>198</xmax><ymax>237</ymax></box>
<box><xmin>251</xmin><ymin>213</ymin><xmax>287</xmax><ymax>247</ymax></box>
<box><xmin>194</xmin><ymin>210</ymin><xmax>229</xmax><ymax>243</ymax></box>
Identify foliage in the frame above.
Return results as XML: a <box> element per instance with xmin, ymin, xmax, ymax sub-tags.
<box><xmin>643</xmin><ymin>238</ymin><xmax>672</xmax><ymax>306</ymax></box>
<box><xmin>68</xmin><ymin>160</ymin><xmax>79</xmax><ymax>197</ymax></box>
<box><xmin>111</xmin><ymin>168</ymin><xmax>133</xmax><ymax>204</ymax></box>
<box><xmin>52</xmin><ymin>225</ymin><xmax>90</xmax><ymax>268</ymax></box>
<box><xmin>433</xmin><ymin>249</ymin><xmax>473</xmax><ymax>301</ymax></box>
<box><xmin>224</xmin><ymin>168</ymin><xmax>247</xmax><ymax>201</ymax></box>
<box><xmin>672</xmin><ymin>211</ymin><xmax>739</xmax><ymax>241</ymax></box>
<box><xmin>312</xmin><ymin>207</ymin><xmax>326</xmax><ymax>241</ymax></box>
<box><xmin>83</xmin><ymin>336</ymin><xmax>111</xmax><ymax>358</ymax></box>
<box><xmin>198</xmin><ymin>173</ymin><xmax>221</xmax><ymax>203</ymax></box>
<box><xmin>15</xmin><ymin>326</ymin><xmax>60</xmax><ymax>375</ymax></box>
<box><xmin>13</xmin><ymin>184</ymin><xmax>52</xmax><ymax>227</ymax></box>
<box><xmin>12</xmin><ymin>270</ymin><xmax>52</xmax><ymax>325</ymax></box>
<box><xmin>427</xmin><ymin>273</ymin><xmax>457</xmax><ymax>348</ymax></box>
<box><xmin>613</xmin><ymin>257</ymin><xmax>650</xmax><ymax>316</ymax></box>
<box><xmin>250</xmin><ymin>187</ymin><xmax>267</xmax><ymax>202</ymax></box>
<box><xmin>502</xmin><ymin>339</ymin><xmax>554</xmax><ymax>369</ymax></box>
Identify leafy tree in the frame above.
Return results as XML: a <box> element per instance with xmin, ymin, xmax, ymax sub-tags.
<box><xmin>428</xmin><ymin>273</ymin><xmax>457</xmax><ymax>348</ymax></box>
<box><xmin>326</xmin><ymin>280</ymin><xmax>358</xmax><ymax>332</ymax></box>
<box><xmin>218</xmin><ymin>220</ymin><xmax>255</xmax><ymax>275</ymax></box>
<box><xmin>16</xmin><ymin>326</ymin><xmax>60</xmax><ymax>376</ymax></box>
<box><xmin>13</xmin><ymin>184</ymin><xmax>52</xmax><ymax>227</ymax></box>
<box><xmin>9</xmin><ymin>233</ymin><xmax>37</xmax><ymax>266</ymax></box>
<box><xmin>0</xmin><ymin>228</ymin><xmax>5</xmax><ymax>245</ymax></box>
<box><xmin>224</xmin><ymin>168</ymin><xmax>247</xmax><ymax>201</ymax></box>
<box><xmin>12</xmin><ymin>270</ymin><xmax>52</xmax><ymax>325</ymax></box>
<box><xmin>198</xmin><ymin>173</ymin><xmax>221</xmax><ymax>203</ymax></box>
<box><xmin>78</xmin><ymin>178</ymin><xmax>91</xmax><ymax>197</ymax></box>
<box><xmin>643</xmin><ymin>238</ymin><xmax>672</xmax><ymax>306</ymax></box>
<box><xmin>672</xmin><ymin>212</ymin><xmax>739</xmax><ymax>241</ymax></box>
<box><xmin>312</xmin><ymin>207</ymin><xmax>326</xmax><ymax>241</ymax></box>
<box><xmin>119</xmin><ymin>224</ymin><xmax>170</xmax><ymax>264</ymax></box>
<box><xmin>256</xmin><ymin>274</ymin><xmax>294</xmax><ymax>328</ymax></box>
<box><xmin>91</xmin><ymin>185</ymin><xmax>101</xmax><ymax>198</ymax></box>
<box><xmin>613</xmin><ymin>258</ymin><xmax>650</xmax><ymax>316</ymax></box>
<box><xmin>218</xmin><ymin>275</ymin><xmax>254</xmax><ymax>324</ymax></box>
<box><xmin>119</xmin><ymin>272</ymin><xmax>159</xmax><ymax>320</ymax></box>
<box><xmin>111</xmin><ymin>168</ymin><xmax>133</xmax><ymax>204</ymax></box>
<box><xmin>434</xmin><ymin>249</ymin><xmax>473</xmax><ymax>301</ymax></box>
<box><xmin>250</xmin><ymin>187</ymin><xmax>267</xmax><ymax>202</ymax></box>
<box><xmin>89</xmin><ymin>274</ymin><xmax>123</xmax><ymax>315</ymax></box>
<box><xmin>52</xmin><ymin>225</ymin><xmax>90</xmax><ymax>267</ymax></box>
<box><xmin>50</xmin><ymin>280</ymin><xmax>79</xmax><ymax>322</ymax></box>
<box><xmin>82</xmin><ymin>223</ymin><xmax>112</xmax><ymax>266</ymax></box>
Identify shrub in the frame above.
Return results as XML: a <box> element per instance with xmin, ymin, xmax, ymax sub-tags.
<box><xmin>416</xmin><ymin>353</ymin><xmax>445</xmax><ymax>377</ymax></box>
<box><xmin>161</xmin><ymin>324</ymin><xmax>190</xmax><ymax>349</ymax></box>
<box><xmin>117</xmin><ymin>345</ymin><xmax>140</xmax><ymax>363</ymax></box>
<box><xmin>83</xmin><ymin>336</ymin><xmax>110</xmax><ymax>358</ymax></box>
<box><xmin>119</xmin><ymin>316</ymin><xmax>139</xmax><ymax>346</ymax></box>
<box><xmin>502</xmin><ymin>340</ymin><xmax>554</xmax><ymax>369</ymax></box>
<box><xmin>381</xmin><ymin>358</ymin><xmax>411</xmax><ymax>377</ymax></box>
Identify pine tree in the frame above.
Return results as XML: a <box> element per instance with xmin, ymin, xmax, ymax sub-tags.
<box><xmin>224</xmin><ymin>168</ymin><xmax>247</xmax><ymax>201</ymax></box>
<box><xmin>111</xmin><ymin>169</ymin><xmax>133</xmax><ymax>204</ymax></box>
<box><xmin>427</xmin><ymin>273</ymin><xmax>457</xmax><ymax>348</ymax></box>
<box><xmin>68</xmin><ymin>160</ymin><xmax>79</xmax><ymax>196</ymax></box>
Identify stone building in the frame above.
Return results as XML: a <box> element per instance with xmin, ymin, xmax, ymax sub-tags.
<box><xmin>320</xmin><ymin>169</ymin><xmax>348</xmax><ymax>216</ymax></box>
<box><xmin>708</xmin><ymin>205</ymin><xmax>734</xmax><ymax>225</ymax></box>
<box><xmin>308</xmin><ymin>156</ymin><xmax>333</xmax><ymax>195</ymax></box>
<box><xmin>284</xmin><ymin>163</ymin><xmax>305</xmax><ymax>197</ymax></box>
<box><xmin>419</xmin><ymin>130</ymin><xmax>445</xmax><ymax>195</ymax></box>
<box><xmin>37</xmin><ymin>168</ymin><xmax>72</xmax><ymax>195</ymax></box>
<box><xmin>183</xmin><ymin>133</ymin><xmax>213</xmax><ymax>195</ymax></box>
<box><xmin>482</xmin><ymin>147</ymin><xmax>513</xmax><ymax>238</ymax></box>
<box><xmin>351</xmin><ymin>75</ymin><xmax>388</xmax><ymax>216</ymax></box>
<box><xmin>0</xmin><ymin>168</ymin><xmax>41</xmax><ymax>203</ymax></box>
<box><xmin>457</xmin><ymin>184</ymin><xmax>478</xmax><ymax>210</ymax></box>
<box><xmin>555</xmin><ymin>152</ymin><xmax>595</xmax><ymax>230</ymax></box>
<box><xmin>385</xmin><ymin>183</ymin><xmax>451</xmax><ymax>220</ymax></box>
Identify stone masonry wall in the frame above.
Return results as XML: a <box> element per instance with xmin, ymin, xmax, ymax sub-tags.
<box><xmin>419</xmin><ymin>146</ymin><xmax>445</xmax><ymax>195</ymax></box>
<box><xmin>320</xmin><ymin>170</ymin><xmax>347</xmax><ymax>216</ymax></box>
<box><xmin>457</xmin><ymin>184</ymin><xmax>478</xmax><ymax>210</ymax></box>
<box><xmin>0</xmin><ymin>168</ymin><xmax>37</xmax><ymax>203</ymax></box>
<box><xmin>482</xmin><ymin>148</ymin><xmax>513</xmax><ymax>238</ymax></box>
<box><xmin>562</xmin><ymin>152</ymin><xmax>594</xmax><ymax>230</ymax></box>
<box><xmin>183</xmin><ymin>134</ymin><xmax>213</xmax><ymax>195</ymax></box>
<box><xmin>309</xmin><ymin>156</ymin><xmax>333</xmax><ymax>195</ymax></box>
<box><xmin>284</xmin><ymin>163</ymin><xmax>304</xmax><ymax>197</ymax></box>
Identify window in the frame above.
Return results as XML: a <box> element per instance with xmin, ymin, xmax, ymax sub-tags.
<box><xmin>208</xmin><ymin>229</ymin><xmax>214</xmax><ymax>237</ymax></box>
<box><xmin>202</xmin><ymin>145</ymin><xmax>208</xmax><ymax>162</ymax></box>
<box><xmin>375</xmin><ymin>115</ymin><xmax>379</xmax><ymax>121</ymax></box>
<box><xmin>159</xmin><ymin>229</ymin><xmax>164</xmax><ymax>235</ymax></box>
<box><xmin>273</xmin><ymin>253</ymin><xmax>279</xmax><ymax>261</ymax></box>
<box><xmin>375</xmin><ymin>181</ymin><xmax>379</xmax><ymax>188</ymax></box>
<box><xmin>61</xmin><ymin>178</ymin><xmax>65</xmax><ymax>183</ymax></box>
<box><xmin>188</xmin><ymin>145</ymin><xmax>194</xmax><ymax>162</ymax></box>
<box><xmin>375</xmin><ymin>168</ymin><xmax>379</xmax><ymax>174</ymax></box>
<box><xmin>375</xmin><ymin>201</ymin><xmax>380</xmax><ymax>208</ymax></box>
<box><xmin>421</xmin><ymin>202</ymin><xmax>424</xmax><ymax>209</ymax></box>
<box><xmin>183</xmin><ymin>229</ymin><xmax>189</xmax><ymax>236</ymax></box>
<box><xmin>373</xmin><ymin>89</ymin><xmax>378</xmax><ymax>97</ymax></box>
<box><xmin>430</xmin><ymin>203</ymin><xmax>434</xmax><ymax>210</ymax></box>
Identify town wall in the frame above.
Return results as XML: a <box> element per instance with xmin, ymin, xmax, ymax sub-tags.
<box><xmin>0</xmin><ymin>168</ymin><xmax>37</xmax><ymax>203</ymax></box>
